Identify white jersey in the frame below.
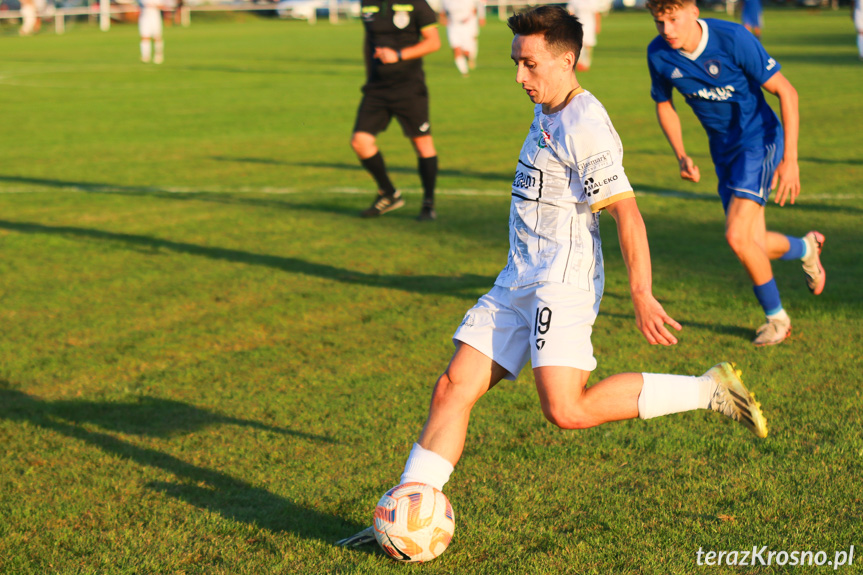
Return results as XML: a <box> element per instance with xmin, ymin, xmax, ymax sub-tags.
<box><xmin>440</xmin><ymin>0</ymin><xmax>481</xmax><ymax>24</ymax></box>
<box><xmin>495</xmin><ymin>91</ymin><xmax>634</xmax><ymax>291</ymax></box>
<box><xmin>567</xmin><ymin>0</ymin><xmax>598</xmax><ymax>46</ymax></box>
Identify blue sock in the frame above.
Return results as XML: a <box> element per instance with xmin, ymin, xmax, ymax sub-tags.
<box><xmin>753</xmin><ymin>278</ymin><xmax>783</xmax><ymax>316</ymax></box>
<box><xmin>779</xmin><ymin>235</ymin><xmax>806</xmax><ymax>260</ymax></box>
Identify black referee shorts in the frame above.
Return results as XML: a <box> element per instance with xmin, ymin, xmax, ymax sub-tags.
<box><xmin>353</xmin><ymin>82</ymin><xmax>431</xmax><ymax>139</ymax></box>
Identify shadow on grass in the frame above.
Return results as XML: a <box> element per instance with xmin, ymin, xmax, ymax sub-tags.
<box><xmin>0</xmin><ymin>387</ymin><xmax>375</xmax><ymax>548</ymax></box>
<box><xmin>210</xmin><ymin>157</ymin><xmax>514</xmax><ymax>183</ymax></box>
<box><xmin>599</xmin><ymin>311</ymin><xmax>754</xmax><ymax>342</ymax></box>
<box><xmin>0</xmin><ymin>219</ymin><xmax>493</xmax><ymax>300</ymax></box>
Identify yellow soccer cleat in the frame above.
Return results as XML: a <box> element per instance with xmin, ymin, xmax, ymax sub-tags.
<box><xmin>704</xmin><ymin>362</ymin><xmax>768</xmax><ymax>438</ymax></box>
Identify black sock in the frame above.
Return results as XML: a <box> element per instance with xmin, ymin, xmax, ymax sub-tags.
<box><xmin>418</xmin><ymin>155</ymin><xmax>437</xmax><ymax>205</ymax></box>
<box><xmin>360</xmin><ymin>152</ymin><xmax>396</xmax><ymax>196</ymax></box>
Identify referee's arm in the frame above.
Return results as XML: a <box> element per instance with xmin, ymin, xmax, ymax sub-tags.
<box><xmin>374</xmin><ymin>26</ymin><xmax>441</xmax><ymax>64</ymax></box>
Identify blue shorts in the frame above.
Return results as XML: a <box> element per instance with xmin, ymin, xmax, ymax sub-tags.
<box><xmin>715</xmin><ymin>137</ymin><xmax>783</xmax><ymax>212</ymax></box>
<box><xmin>741</xmin><ymin>0</ymin><xmax>763</xmax><ymax>28</ymax></box>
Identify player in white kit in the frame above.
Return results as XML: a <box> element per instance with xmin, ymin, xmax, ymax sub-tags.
<box><xmin>567</xmin><ymin>0</ymin><xmax>600</xmax><ymax>71</ymax></box>
<box><xmin>139</xmin><ymin>0</ymin><xmax>165</xmax><ymax>64</ymax></box>
<box><xmin>855</xmin><ymin>0</ymin><xmax>863</xmax><ymax>60</ymax></box>
<box><xmin>439</xmin><ymin>0</ymin><xmax>485</xmax><ymax>76</ymax></box>
<box><xmin>337</xmin><ymin>5</ymin><xmax>768</xmax><ymax>548</ymax></box>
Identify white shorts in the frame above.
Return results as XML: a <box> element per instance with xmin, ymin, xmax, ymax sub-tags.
<box><xmin>139</xmin><ymin>6</ymin><xmax>163</xmax><ymax>38</ymax></box>
<box><xmin>446</xmin><ymin>18</ymin><xmax>478</xmax><ymax>53</ymax></box>
<box><xmin>574</xmin><ymin>9</ymin><xmax>597</xmax><ymax>47</ymax></box>
<box><xmin>453</xmin><ymin>283</ymin><xmax>600</xmax><ymax>380</ymax></box>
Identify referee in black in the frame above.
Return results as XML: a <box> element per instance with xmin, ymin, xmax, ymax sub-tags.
<box><xmin>351</xmin><ymin>0</ymin><xmax>441</xmax><ymax>221</ymax></box>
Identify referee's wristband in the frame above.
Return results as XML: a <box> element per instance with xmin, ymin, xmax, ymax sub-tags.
<box><xmin>396</xmin><ymin>49</ymin><xmax>403</xmax><ymax>61</ymax></box>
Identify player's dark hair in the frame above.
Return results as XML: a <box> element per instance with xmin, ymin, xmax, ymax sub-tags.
<box><xmin>507</xmin><ymin>5</ymin><xmax>583</xmax><ymax>61</ymax></box>
<box><xmin>645</xmin><ymin>0</ymin><xmax>695</xmax><ymax>15</ymax></box>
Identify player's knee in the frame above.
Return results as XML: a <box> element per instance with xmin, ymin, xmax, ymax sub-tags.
<box><xmin>350</xmin><ymin>133</ymin><xmax>374</xmax><ymax>157</ymax></box>
<box><xmin>541</xmin><ymin>402</ymin><xmax>591</xmax><ymax>430</ymax></box>
<box><xmin>725</xmin><ymin>227</ymin><xmax>749</xmax><ymax>255</ymax></box>
<box><xmin>429</xmin><ymin>372</ymin><xmax>474</xmax><ymax>412</ymax></box>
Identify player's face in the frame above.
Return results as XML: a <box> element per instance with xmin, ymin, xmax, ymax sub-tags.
<box><xmin>652</xmin><ymin>5</ymin><xmax>701</xmax><ymax>52</ymax></box>
<box><xmin>511</xmin><ymin>34</ymin><xmax>576</xmax><ymax>112</ymax></box>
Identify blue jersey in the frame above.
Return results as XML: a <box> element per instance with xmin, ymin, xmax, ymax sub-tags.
<box><xmin>647</xmin><ymin>18</ymin><xmax>781</xmax><ymax>164</ymax></box>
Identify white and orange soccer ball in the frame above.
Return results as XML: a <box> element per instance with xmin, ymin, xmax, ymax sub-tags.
<box><xmin>373</xmin><ymin>482</ymin><xmax>455</xmax><ymax>563</ymax></box>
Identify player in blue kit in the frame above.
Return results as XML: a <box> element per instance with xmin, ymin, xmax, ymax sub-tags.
<box><xmin>741</xmin><ymin>0</ymin><xmax>763</xmax><ymax>40</ymax></box>
<box><xmin>645</xmin><ymin>0</ymin><xmax>825</xmax><ymax>346</ymax></box>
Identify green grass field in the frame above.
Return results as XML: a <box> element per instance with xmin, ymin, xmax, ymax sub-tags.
<box><xmin>1</xmin><ymin>7</ymin><xmax>861</xmax><ymax>574</ymax></box>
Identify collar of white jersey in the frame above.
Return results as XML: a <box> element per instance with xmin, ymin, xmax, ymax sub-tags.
<box><xmin>678</xmin><ymin>19</ymin><xmax>708</xmax><ymax>61</ymax></box>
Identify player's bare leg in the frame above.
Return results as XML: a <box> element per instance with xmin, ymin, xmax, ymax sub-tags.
<box><xmin>452</xmin><ymin>46</ymin><xmax>469</xmax><ymax>76</ymax></box>
<box><xmin>533</xmin><ymin>367</ymin><xmax>639</xmax><ymax>429</ymax></box>
<box><xmin>140</xmin><ymin>36</ymin><xmax>153</xmax><ymax>63</ymax></box>
<box><xmin>153</xmin><ymin>37</ymin><xmax>164</xmax><ymax>64</ymax></box>
<box><xmin>351</xmin><ymin>131</ymin><xmax>379</xmax><ymax>160</ymax></box>
<box><xmin>725</xmin><ymin>197</ymin><xmax>773</xmax><ymax>285</ymax></box>
<box><xmin>725</xmin><ymin>197</ymin><xmax>791</xmax><ymax>345</ymax></box>
<box><xmin>416</xmin><ymin>343</ymin><xmax>507</xmax><ymax>466</ymax></box>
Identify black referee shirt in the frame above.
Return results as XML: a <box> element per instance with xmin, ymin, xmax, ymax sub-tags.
<box><xmin>360</xmin><ymin>0</ymin><xmax>438</xmax><ymax>87</ymax></box>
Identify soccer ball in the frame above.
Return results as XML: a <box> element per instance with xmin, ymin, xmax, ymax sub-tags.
<box><xmin>373</xmin><ymin>482</ymin><xmax>455</xmax><ymax>563</ymax></box>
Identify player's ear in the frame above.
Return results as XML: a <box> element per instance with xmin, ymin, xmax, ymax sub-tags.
<box><xmin>561</xmin><ymin>50</ymin><xmax>576</xmax><ymax>72</ymax></box>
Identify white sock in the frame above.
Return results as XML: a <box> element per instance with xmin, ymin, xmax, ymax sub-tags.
<box><xmin>454</xmin><ymin>55</ymin><xmax>469</xmax><ymax>76</ymax></box>
<box><xmin>766</xmin><ymin>308</ymin><xmax>789</xmax><ymax>322</ymax></box>
<box><xmin>638</xmin><ymin>373</ymin><xmax>715</xmax><ymax>420</ymax></box>
<box><xmin>140</xmin><ymin>40</ymin><xmax>152</xmax><ymax>62</ymax></box>
<box><xmin>400</xmin><ymin>443</ymin><xmax>454</xmax><ymax>491</ymax></box>
<box><xmin>154</xmin><ymin>39</ymin><xmax>164</xmax><ymax>61</ymax></box>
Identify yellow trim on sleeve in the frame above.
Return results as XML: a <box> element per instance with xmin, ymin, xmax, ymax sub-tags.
<box><xmin>590</xmin><ymin>190</ymin><xmax>635</xmax><ymax>213</ymax></box>
<box><xmin>420</xmin><ymin>23</ymin><xmax>439</xmax><ymax>30</ymax></box>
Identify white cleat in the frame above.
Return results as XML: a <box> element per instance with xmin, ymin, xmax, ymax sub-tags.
<box><xmin>335</xmin><ymin>525</ymin><xmax>375</xmax><ymax>547</ymax></box>
<box><xmin>704</xmin><ymin>362</ymin><xmax>768</xmax><ymax>438</ymax></box>
<box><xmin>801</xmin><ymin>231</ymin><xmax>826</xmax><ymax>295</ymax></box>
<box><xmin>752</xmin><ymin>316</ymin><xmax>791</xmax><ymax>347</ymax></box>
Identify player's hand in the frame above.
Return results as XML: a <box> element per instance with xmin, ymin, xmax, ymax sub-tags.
<box><xmin>771</xmin><ymin>157</ymin><xmax>800</xmax><ymax>206</ymax></box>
<box><xmin>678</xmin><ymin>155</ymin><xmax>700</xmax><ymax>183</ymax></box>
<box><xmin>633</xmin><ymin>293</ymin><xmax>682</xmax><ymax>346</ymax></box>
<box><xmin>374</xmin><ymin>47</ymin><xmax>399</xmax><ymax>64</ymax></box>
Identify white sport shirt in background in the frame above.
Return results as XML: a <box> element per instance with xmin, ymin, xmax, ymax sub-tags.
<box><xmin>495</xmin><ymin>91</ymin><xmax>634</xmax><ymax>292</ymax></box>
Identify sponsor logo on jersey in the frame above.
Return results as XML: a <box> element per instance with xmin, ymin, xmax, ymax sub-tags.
<box><xmin>393</xmin><ymin>10</ymin><xmax>410</xmax><ymax>28</ymax></box>
<box><xmin>513</xmin><ymin>170</ymin><xmax>537</xmax><ymax>190</ymax></box>
<box><xmin>537</xmin><ymin>129</ymin><xmax>551</xmax><ymax>149</ymax></box>
<box><xmin>362</xmin><ymin>5</ymin><xmax>378</xmax><ymax>21</ymax></box>
<box><xmin>766</xmin><ymin>57</ymin><xmax>776</xmax><ymax>71</ymax></box>
<box><xmin>583</xmin><ymin>174</ymin><xmax>619</xmax><ymax>197</ymax></box>
<box><xmin>671</xmin><ymin>67</ymin><xmax>683</xmax><ymax>79</ymax></box>
<box><xmin>685</xmin><ymin>84</ymin><xmax>736</xmax><ymax>102</ymax></box>
<box><xmin>577</xmin><ymin>150</ymin><xmax>613</xmax><ymax>177</ymax></box>
<box><xmin>704</xmin><ymin>59</ymin><xmax>721</xmax><ymax>78</ymax></box>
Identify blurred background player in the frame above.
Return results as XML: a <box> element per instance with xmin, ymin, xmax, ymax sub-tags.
<box><xmin>338</xmin><ymin>6</ymin><xmax>768</xmax><ymax>547</ymax></box>
<box><xmin>741</xmin><ymin>0</ymin><xmax>763</xmax><ymax>40</ymax></box>
<box><xmin>855</xmin><ymin>0</ymin><xmax>863</xmax><ymax>60</ymax></box>
<box><xmin>440</xmin><ymin>0</ymin><xmax>486</xmax><ymax>76</ymax></box>
<box><xmin>139</xmin><ymin>0</ymin><xmax>166</xmax><ymax>64</ymax></box>
<box><xmin>19</xmin><ymin>0</ymin><xmax>44</xmax><ymax>36</ymax></box>
<box><xmin>646</xmin><ymin>0</ymin><xmax>825</xmax><ymax>346</ymax></box>
<box><xmin>567</xmin><ymin>0</ymin><xmax>601</xmax><ymax>71</ymax></box>
<box><xmin>352</xmin><ymin>0</ymin><xmax>441</xmax><ymax>221</ymax></box>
